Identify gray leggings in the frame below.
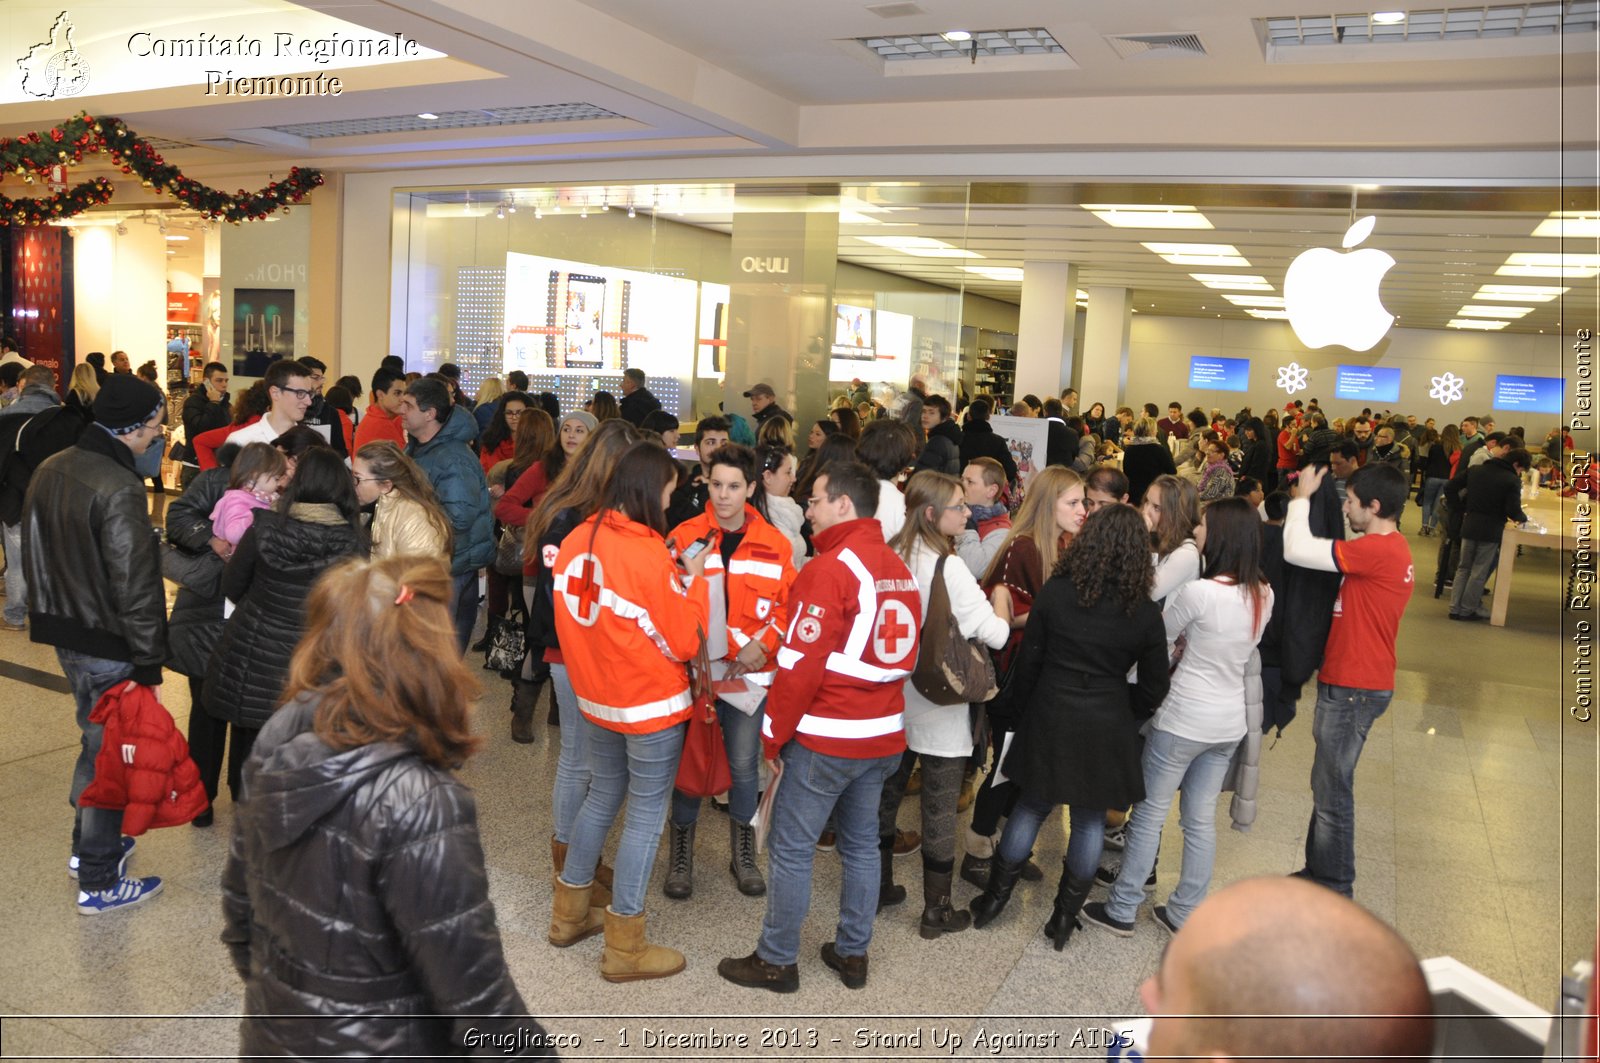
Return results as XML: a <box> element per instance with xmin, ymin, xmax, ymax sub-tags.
<box><xmin>878</xmin><ymin>752</ymin><xmax>966</xmax><ymax>872</ymax></box>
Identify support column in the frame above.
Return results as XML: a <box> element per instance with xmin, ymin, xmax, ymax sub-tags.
<box><xmin>1013</xmin><ymin>261</ymin><xmax>1078</xmax><ymax>402</ymax></box>
<box><xmin>724</xmin><ymin>189</ymin><xmax>838</xmax><ymax>429</ymax></box>
<box><xmin>1079</xmin><ymin>286</ymin><xmax>1133</xmax><ymax>414</ymax></box>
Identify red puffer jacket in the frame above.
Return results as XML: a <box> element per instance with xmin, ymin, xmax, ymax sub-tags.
<box><xmin>78</xmin><ymin>682</ymin><xmax>208</xmax><ymax>834</ymax></box>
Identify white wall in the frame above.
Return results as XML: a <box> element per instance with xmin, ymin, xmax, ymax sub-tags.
<box><xmin>1122</xmin><ymin>314</ymin><xmax>1569</xmax><ymax>438</ymax></box>
<box><xmin>72</xmin><ymin>225</ymin><xmax>166</xmax><ymax>366</ymax></box>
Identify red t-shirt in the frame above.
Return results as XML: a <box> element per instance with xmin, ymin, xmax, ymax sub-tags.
<box><xmin>1321</xmin><ymin>531</ymin><xmax>1414</xmax><ymax>691</ymax></box>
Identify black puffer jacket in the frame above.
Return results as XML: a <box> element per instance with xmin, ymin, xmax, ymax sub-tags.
<box><xmin>204</xmin><ymin>506</ymin><xmax>364</xmax><ymax>729</ymax></box>
<box><xmin>165</xmin><ymin>466</ymin><xmax>229</xmax><ymax>679</ymax></box>
<box><xmin>222</xmin><ymin>697</ymin><xmax>553</xmax><ymax>1059</ymax></box>
<box><xmin>958</xmin><ymin>419</ymin><xmax>1019</xmax><ymax>485</ymax></box>
<box><xmin>915</xmin><ymin>418</ymin><xmax>963</xmax><ymax>475</ymax></box>
<box><xmin>22</xmin><ymin>426</ymin><xmax>167</xmax><ymax>682</ymax></box>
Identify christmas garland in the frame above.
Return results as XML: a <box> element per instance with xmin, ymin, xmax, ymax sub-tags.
<box><xmin>0</xmin><ymin>112</ymin><xmax>324</xmax><ymax>226</ymax></box>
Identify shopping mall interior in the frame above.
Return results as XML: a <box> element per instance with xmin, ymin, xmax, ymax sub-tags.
<box><xmin>0</xmin><ymin>0</ymin><xmax>1595</xmax><ymax>1054</ymax></box>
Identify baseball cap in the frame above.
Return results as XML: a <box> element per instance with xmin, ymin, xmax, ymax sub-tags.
<box><xmin>743</xmin><ymin>383</ymin><xmax>776</xmax><ymax>399</ymax></box>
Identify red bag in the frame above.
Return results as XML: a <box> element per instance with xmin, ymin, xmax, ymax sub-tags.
<box><xmin>674</xmin><ymin>631</ymin><xmax>732</xmax><ymax>798</ymax></box>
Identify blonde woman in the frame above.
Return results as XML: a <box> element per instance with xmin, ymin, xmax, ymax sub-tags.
<box><xmin>66</xmin><ymin>362</ymin><xmax>99</xmax><ymax>422</ymax></box>
<box><xmin>352</xmin><ymin>441</ymin><xmax>452</xmax><ymax>561</ymax></box>
<box><xmin>883</xmin><ymin>471</ymin><xmax>1010</xmax><ymax>939</ymax></box>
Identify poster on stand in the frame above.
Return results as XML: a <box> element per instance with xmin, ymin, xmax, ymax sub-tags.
<box><xmin>990</xmin><ymin>415</ymin><xmax>1050</xmax><ymax>490</ymax></box>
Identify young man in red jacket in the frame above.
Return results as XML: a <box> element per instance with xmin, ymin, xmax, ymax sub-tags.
<box><xmin>718</xmin><ymin>461</ymin><xmax>921</xmax><ymax>993</ymax></box>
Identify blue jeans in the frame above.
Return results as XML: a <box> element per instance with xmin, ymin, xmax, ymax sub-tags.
<box><xmin>1106</xmin><ymin>728</ymin><xmax>1238</xmax><ymax>927</ymax></box>
<box><xmin>996</xmin><ymin>794</ymin><xmax>1105</xmax><ymax>882</ymax></box>
<box><xmin>560</xmin><ymin>717</ymin><xmax>685</xmax><ymax>917</ymax></box>
<box><xmin>1303</xmin><ymin>682</ymin><xmax>1391</xmax><ymax>896</ymax></box>
<box><xmin>548</xmin><ymin>663</ymin><xmax>593</xmax><ymax>845</ymax></box>
<box><xmin>1420</xmin><ymin>477</ymin><xmax>1448</xmax><ymax>531</ymax></box>
<box><xmin>1449</xmin><ymin>538</ymin><xmax>1500</xmax><ymax>617</ymax></box>
<box><xmin>671</xmin><ymin>699</ymin><xmax>764</xmax><ymax>827</ymax></box>
<box><xmin>449</xmin><ymin>569</ymin><xmax>479</xmax><ymax>654</ymax></box>
<box><xmin>2</xmin><ymin>522</ymin><xmax>25</xmax><ymax>626</ymax></box>
<box><xmin>757</xmin><ymin>742</ymin><xmax>900</xmax><ymax>966</ymax></box>
<box><xmin>57</xmin><ymin>647</ymin><xmax>134</xmax><ymax>891</ymax></box>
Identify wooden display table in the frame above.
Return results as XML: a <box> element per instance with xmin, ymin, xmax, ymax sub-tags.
<box><xmin>1488</xmin><ymin>492</ymin><xmax>1578</xmax><ymax>626</ymax></box>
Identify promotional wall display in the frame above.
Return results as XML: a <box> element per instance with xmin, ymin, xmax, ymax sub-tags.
<box><xmin>1334</xmin><ymin>364</ymin><xmax>1402</xmax><ymax>403</ymax></box>
<box><xmin>828</xmin><ymin>303</ymin><xmax>913</xmax><ymax>382</ymax></box>
<box><xmin>232</xmin><ymin>288</ymin><xmax>294</xmax><ymax>377</ymax></box>
<box><xmin>1492</xmin><ymin>374</ymin><xmax>1564</xmax><ymax>413</ymax></box>
<box><xmin>989</xmin><ymin>414</ymin><xmax>1050</xmax><ymax>489</ymax></box>
<box><xmin>696</xmin><ymin>282</ymin><xmax>731</xmax><ymax>379</ymax></box>
<box><xmin>1188</xmin><ymin>355</ymin><xmax>1250</xmax><ymax>392</ymax></box>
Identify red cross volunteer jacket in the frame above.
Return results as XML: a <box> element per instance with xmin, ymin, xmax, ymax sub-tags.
<box><xmin>762</xmin><ymin>516</ymin><xmax>921</xmax><ymax>761</ymax></box>
<box><xmin>666</xmin><ymin>503</ymin><xmax>797</xmax><ymax>692</ymax></box>
<box><xmin>553</xmin><ymin>508</ymin><xmax>711</xmax><ymax>735</ymax></box>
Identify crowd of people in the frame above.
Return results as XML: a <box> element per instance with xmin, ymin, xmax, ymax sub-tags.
<box><xmin>2</xmin><ymin>352</ymin><xmax>1523</xmax><ymax>1055</ymax></box>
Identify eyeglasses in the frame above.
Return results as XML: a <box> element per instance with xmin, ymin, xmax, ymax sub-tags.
<box><xmin>943</xmin><ymin>501</ymin><xmax>970</xmax><ymax>512</ymax></box>
<box><xmin>277</xmin><ymin>386</ymin><xmax>316</xmax><ymax>401</ymax></box>
<box><xmin>505</xmin><ymin>408</ymin><xmax>524</xmax><ymax>419</ymax></box>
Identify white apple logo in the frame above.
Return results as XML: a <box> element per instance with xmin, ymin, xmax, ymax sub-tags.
<box><xmin>1284</xmin><ymin>215</ymin><xmax>1396</xmax><ymax>352</ymax></box>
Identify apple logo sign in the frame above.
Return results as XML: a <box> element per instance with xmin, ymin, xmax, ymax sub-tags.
<box><xmin>1284</xmin><ymin>216</ymin><xmax>1396</xmax><ymax>353</ymax></box>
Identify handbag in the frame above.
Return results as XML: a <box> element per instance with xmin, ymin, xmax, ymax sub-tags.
<box><xmin>493</xmin><ymin>523</ymin><xmax>523</xmax><ymax>576</ymax></box>
<box><xmin>161</xmin><ymin>540</ymin><xmax>223</xmax><ymax>599</ymax></box>
<box><xmin>674</xmin><ymin>630</ymin><xmax>732</xmax><ymax>798</ymax></box>
<box><xmin>483</xmin><ymin>609</ymin><xmax>526</xmax><ymax>674</ymax></box>
<box><xmin>910</xmin><ymin>554</ymin><xmax>999</xmax><ymax>706</ymax></box>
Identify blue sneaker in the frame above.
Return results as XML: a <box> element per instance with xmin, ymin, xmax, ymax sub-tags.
<box><xmin>68</xmin><ymin>836</ymin><xmax>135</xmax><ymax>880</ymax></box>
<box><xmin>77</xmin><ymin>875</ymin><xmax>163</xmax><ymax>915</ymax></box>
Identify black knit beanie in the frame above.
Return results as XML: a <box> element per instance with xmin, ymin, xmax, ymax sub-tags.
<box><xmin>93</xmin><ymin>374</ymin><xmax>164</xmax><ymax>432</ymax></box>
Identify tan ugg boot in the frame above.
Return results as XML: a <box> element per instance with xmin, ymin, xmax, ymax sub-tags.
<box><xmin>600</xmin><ymin>908</ymin><xmax>685</xmax><ymax>983</ymax></box>
<box><xmin>548</xmin><ymin>878</ymin><xmax>605</xmax><ymax>948</ymax></box>
<box><xmin>551</xmin><ymin>836</ymin><xmax>611</xmax><ymax>908</ymax></box>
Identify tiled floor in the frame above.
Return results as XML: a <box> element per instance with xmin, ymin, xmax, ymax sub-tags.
<box><xmin>0</xmin><ymin>516</ymin><xmax>1592</xmax><ymax>1059</ymax></box>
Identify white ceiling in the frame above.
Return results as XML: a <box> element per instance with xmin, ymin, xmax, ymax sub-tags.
<box><xmin>3</xmin><ymin>0</ymin><xmax>1596</xmax><ymax>333</ymax></box>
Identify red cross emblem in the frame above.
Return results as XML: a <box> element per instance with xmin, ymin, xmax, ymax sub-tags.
<box><xmin>872</xmin><ymin>599</ymin><xmax>915</xmax><ymax>664</ymax></box>
<box><xmin>561</xmin><ymin>553</ymin><xmax>605</xmax><ymax>627</ymax></box>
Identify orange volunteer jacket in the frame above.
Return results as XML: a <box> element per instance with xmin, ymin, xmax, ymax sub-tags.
<box><xmin>666</xmin><ymin>503</ymin><xmax>797</xmax><ymax>693</ymax></box>
<box><xmin>553</xmin><ymin>509</ymin><xmax>711</xmax><ymax>734</ymax></box>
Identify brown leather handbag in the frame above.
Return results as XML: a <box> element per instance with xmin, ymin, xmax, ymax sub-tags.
<box><xmin>911</xmin><ymin>555</ymin><xmax>999</xmax><ymax>706</ymax></box>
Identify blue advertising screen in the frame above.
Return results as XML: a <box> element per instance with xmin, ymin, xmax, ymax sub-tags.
<box><xmin>1188</xmin><ymin>356</ymin><xmax>1250</xmax><ymax>392</ymax></box>
<box><xmin>1493</xmin><ymin>375</ymin><xmax>1564</xmax><ymax>414</ymax></box>
<box><xmin>1335</xmin><ymin>365</ymin><xmax>1401</xmax><ymax>403</ymax></box>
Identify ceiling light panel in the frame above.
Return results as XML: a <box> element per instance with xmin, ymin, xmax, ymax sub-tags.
<box><xmin>1246</xmin><ymin>309</ymin><xmax>1293</xmax><ymax>319</ymax></box>
<box><xmin>266</xmin><ymin>104</ymin><xmax>623</xmax><ymax>139</ymax></box>
<box><xmin>856</xmin><ymin>27</ymin><xmax>1066</xmax><ymax>59</ymax></box>
<box><xmin>1457</xmin><ymin>304</ymin><xmax>1535</xmax><ymax>317</ymax></box>
<box><xmin>1262</xmin><ymin>3</ymin><xmax>1599</xmax><ymax>45</ymax></box>
<box><xmin>962</xmin><ymin>266</ymin><xmax>1024</xmax><ymax>280</ymax></box>
<box><xmin>1223</xmin><ymin>294</ymin><xmax>1288</xmax><ymax>306</ymax></box>
<box><xmin>1081</xmin><ymin>204</ymin><xmax>1214</xmax><ymax>229</ymax></box>
<box><xmin>1449</xmin><ymin>318</ymin><xmax>1511</xmax><ymax>329</ymax></box>
<box><xmin>1190</xmin><ymin>274</ymin><xmax>1275</xmax><ymax>290</ymax></box>
<box><xmin>1144</xmin><ymin>242</ymin><xmax>1251</xmax><ymax>266</ymax></box>
<box><xmin>1497</xmin><ymin>252</ymin><xmax>1600</xmax><ymax>277</ymax></box>
<box><xmin>1531</xmin><ymin>211</ymin><xmax>1600</xmax><ymax>237</ymax></box>
<box><xmin>1473</xmin><ymin>284</ymin><xmax>1568</xmax><ymax>300</ymax></box>
<box><xmin>857</xmin><ymin>235</ymin><xmax>982</xmax><ymax>257</ymax></box>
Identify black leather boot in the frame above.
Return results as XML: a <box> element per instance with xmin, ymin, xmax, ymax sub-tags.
<box><xmin>968</xmin><ymin>856</ymin><xmax>1025</xmax><ymax>928</ymax></box>
<box><xmin>1043</xmin><ymin>863</ymin><xmax>1095</xmax><ymax>951</ymax></box>
<box><xmin>919</xmin><ymin>864</ymin><xmax>972</xmax><ymax>940</ymax></box>
<box><xmin>877</xmin><ymin>833</ymin><xmax>905</xmax><ymax>912</ymax></box>
<box><xmin>510</xmin><ymin>677</ymin><xmax>544</xmax><ymax>744</ymax></box>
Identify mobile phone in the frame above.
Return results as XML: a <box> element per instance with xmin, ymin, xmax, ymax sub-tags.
<box><xmin>680</xmin><ymin>534</ymin><xmax>715</xmax><ymax>561</ymax></box>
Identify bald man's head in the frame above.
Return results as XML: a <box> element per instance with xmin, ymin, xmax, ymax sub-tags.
<box><xmin>1143</xmin><ymin>877</ymin><xmax>1433</xmax><ymax>1063</ymax></box>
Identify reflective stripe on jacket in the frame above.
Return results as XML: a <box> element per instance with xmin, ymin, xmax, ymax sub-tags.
<box><xmin>666</xmin><ymin>503</ymin><xmax>797</xmax><ymax>682</ymax></box>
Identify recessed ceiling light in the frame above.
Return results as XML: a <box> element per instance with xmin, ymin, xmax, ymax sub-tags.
<box><xmin>943</xmin><ymin>29</ymin><xmax>972</xmax><ymax>41</ymax></box>
<box><xmin>417</xmin><ymin>112</ymin><xmax>439</xmax><ymax>120</ymax></box>
<box><xmin>1531</xmin><ymin>212</ymin><xmax>1600</xmax><ymax>238</ymax></box>
<box><xmin>1075</xmin><ymin>289</ymin><xmax>1088</xmax><ymax>299</ymax></box>
<box><xmin>1497</xmin><ymin>252</ymin><xmax>1600</xmax><ymax>278</ymax></box>
<box><xmin>1449</xmin><ymin>318</ymin><xmax>1509</xmax><ymax>330</ymax></box>
<box><xmin>1081</xmin><ymin>204</ymin><xmax>1214</xmax><ymax>230</ymax></box>
<box><xmin>1457</xmin><ymin>304</ymin><xmax>1533</xmax><ymax>318</ymax></box>
<box><xmin>1372</xmin><ymin>11</ymin><xmax>1407</xmax><ymax>25</ymax></box>
<box><xmin>1144</xmin><ymin>242</ymin><xmax>1250</xmax><ymax>267</ymax></box>
<box><xmin>1223</xmin><ymin>294</ymin><xmax>1286</xmax><ymax>307</ymax></box>
<box><xmin>164</xmin><ymin>235</ymin><xmax>188</xmax><ymax>241</ymax></box>
<box><xmin>1473</xmin><ymin>284</ymin><xmax>1565</xmax><ymax>301</ymax></box>
<box><xmin>1191</xmin><ymin>273</ymin><xmax>1274</xmax><ymax>291</ymax></box>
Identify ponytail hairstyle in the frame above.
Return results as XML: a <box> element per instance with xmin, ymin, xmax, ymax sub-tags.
<box><xmin>1198</xmin><ymin>496</ymin><xmax>1270</xmax><ymax>636</ymax></box>
<box><xmin>284</xmin><ymin>555</ymin><xmax>481</xmax><ymax>769</ymax></box>
<box><xmin>595</xmin><ymin>441</ymin><xmax>679</xmax><ymax>538</ymax></box>
<box><xmin>752</xmin><ymin>444</ymin><xmax>790</xmax><ymax>522</ymax></box>
<box><xmin>228</xmin><ymin>442</ymin><xmax>288</xmax><ymax>492</ymax></box>
<box><xmin>355</xmin><ymin>441</ymin><xmax>454</xmax><ymax>557</ymax></box>
<box><xmin>890</xmin><ymin>470</ymin><xmax>960</xmax><ymax>563</ymax></box>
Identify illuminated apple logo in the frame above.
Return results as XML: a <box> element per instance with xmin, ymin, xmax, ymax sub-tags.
<box><xmin>1284</xmin><ymin>216</ymin><xmax>1395</xmax><ymax>352</ymax></box>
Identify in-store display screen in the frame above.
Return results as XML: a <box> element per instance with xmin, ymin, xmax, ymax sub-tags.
<box><xmin>1334</xmin><ymin>365</ymin><xmax>1402</xmax><ymax>403</ymax></box>
<box><xmin>1492</xmin><ymin>374</ymin><xmax>1563</xmax><ymax>413</ymax></box>
<box><xmin>1188</xmin><ymin>356</ymin><xmax>1250</xmax><ymax>392</ymax></box>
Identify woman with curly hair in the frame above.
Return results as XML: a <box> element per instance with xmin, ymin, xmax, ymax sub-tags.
<box><xmin>968</xmin><ymin>502</ymin><xmax>1170</xmax><ymax>951</ymax></box>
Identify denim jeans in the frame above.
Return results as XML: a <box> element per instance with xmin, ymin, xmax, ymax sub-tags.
<box><xmin>548</xmin><ymin>663</ymin><xmax>593</xmax><ymax>845</ymax></box>
<box><xmin>1303</xmin><ymin>682</ymin><xmax>1392</xmax><ymax>897</ymax></box>
<box><xmin>2</xmin><ymin>522</ymin><xmax>25</xmax><ymax>626</ymax></box>
<box><xmin>1449</xmin><ymin>538</ymin><xmax>1500</xmax><ymax>617</ymax></box>
<box><xmin>560</xmin><ymin>717</ymin><xmax>685</xmax><ymax>917</ymax></box>
<box><xmin>671</xmin><ymin>699</ymin><xmax>765</xmax><ymax>827</ymax></box>
<box><xmin>57</xmin><ymin>647</ymin><xmax>134</xmax><ymax>891</ymax></box>
<box><xmin>996</xmin><ymin>794</ymin><xmax>1105</xmax><ymax>881</ymax></box>
<box><xmin>757</xmin><ymin>742</ymin><xmax>900</xmax><ymax>966</ymax></box>
<box><xmin>1106</xmin><ymin>728</ymin><xmax>1238</xmax><ymax>927</ymax></box>
<box><xmin>449</xmin><ymin>569</ymin><xmax>479</xmax><ymax>654</ymax></box>
<box><xmin>1420</xmin><ymin>477</ymin><xmax>1448</xmax><ymax>531</ymax></box>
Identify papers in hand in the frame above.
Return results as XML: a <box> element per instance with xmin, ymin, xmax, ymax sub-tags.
<box><xmin>750</xmin><ymin>756</ymin><xmax>783</xmax><ymax>853</ymax></box>
<box><xmin>990</xmin><ymin>731</ymin><xmax>1016</xmax><ymax>787</ymax></box>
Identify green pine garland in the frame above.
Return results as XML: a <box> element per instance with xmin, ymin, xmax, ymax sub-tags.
<box><xmin>0</xmin><ymin>111</ymin><xmax>324</xmax><ymax>226</ymax></box>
